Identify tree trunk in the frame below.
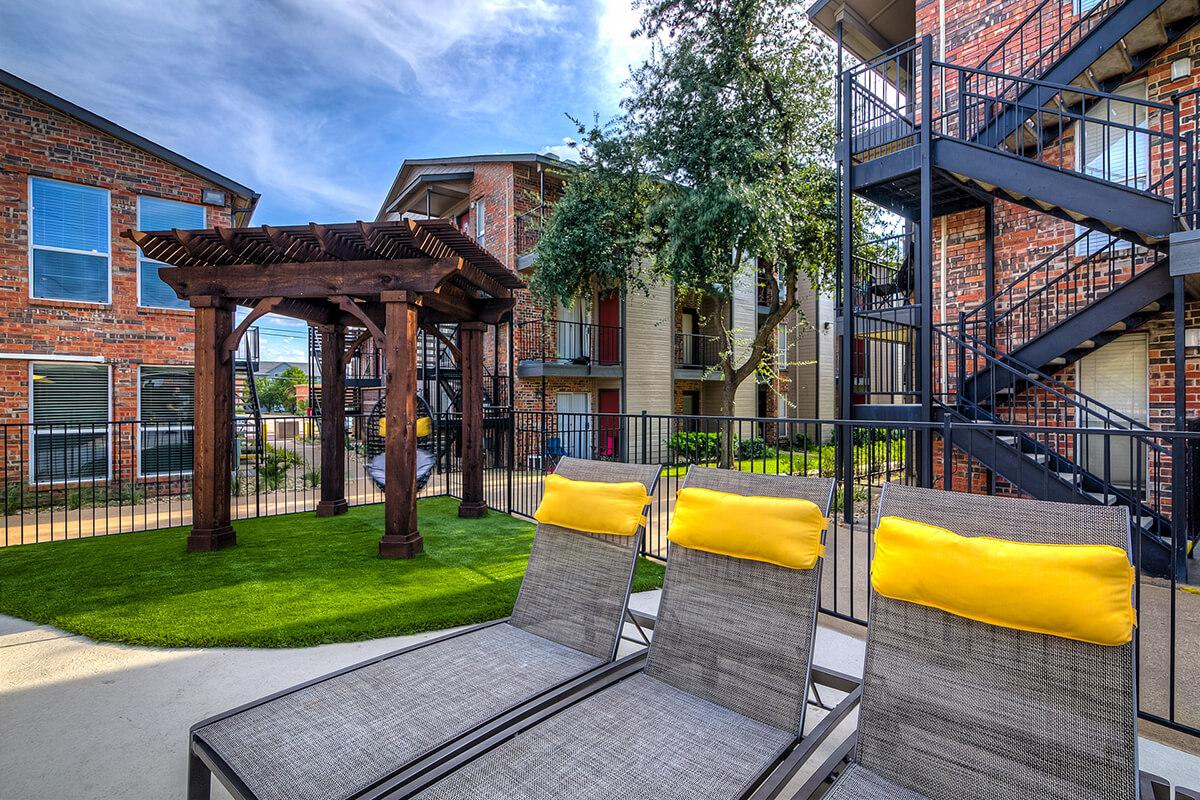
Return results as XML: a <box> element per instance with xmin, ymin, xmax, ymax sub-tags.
<box><xmin>719</xmin><ymin>377</ymin><xmax>737</xmax><ymax>469</ymax></box>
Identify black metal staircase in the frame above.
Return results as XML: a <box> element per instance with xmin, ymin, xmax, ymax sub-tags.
<box><xmin>234</xmin><ymin>327</ymin><xmax>264</xmax><ymax>460</ymax></box>
<box><xmin>839</xmin><ymin>8</ymin><xmax>1200</xmax><ymax>579</ymax></box>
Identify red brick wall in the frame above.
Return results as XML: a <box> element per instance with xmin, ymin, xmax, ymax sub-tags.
<box><xmin>0</xmin><ymin>82</ymin><xmax>243</xmax><ymax>478</ymax></box>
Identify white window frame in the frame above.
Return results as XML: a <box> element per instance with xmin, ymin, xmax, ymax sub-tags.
<box><xmin>28</xmin><ymin>360</ymin><xmax>112</xmax><ymax>486</ymax></box>
<box><xmin>27</xmin><ymin>176</ymin><xmax>112</xmax><ymax>305</ymax></box>
<box><xmin>137</xmin><ymin>365</ymin><xmax>195</xmax><ymax>478</ymax></box>
<box><xmin>474</xmin><ymin>198</ymin><xmax>487</xmax><ymax>248</ymax></box>
<box><xmin>137</xmin><ymin>196</ymin><xmax>204</xmax><ymax>311</ymax></box>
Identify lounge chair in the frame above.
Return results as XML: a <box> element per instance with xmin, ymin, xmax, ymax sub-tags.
<box><xmin>187</xmin><ymin>456</ymin><xmax>661</xmax><ymax>800</ymax></box>
<box><xmin>397</xmin><ymin>468</ymin><xmax>849</xmax><ymax>800</ymax></box>
<box><xmin>802</xmin><ymin>482</ymin><xmax>1169</xmax><ymax>800</ymax></box>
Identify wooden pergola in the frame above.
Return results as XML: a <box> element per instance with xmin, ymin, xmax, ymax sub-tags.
<box><xmin>124</xmin><ymin>219</ymin><xmax>522</xmax><ymax>558</ymax></box>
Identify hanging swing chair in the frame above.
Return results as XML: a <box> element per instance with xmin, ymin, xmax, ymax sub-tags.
<box><xmin>364</xmin><ymin>394</ymin><xmax>437</xmax><ymax>491</ymax></box>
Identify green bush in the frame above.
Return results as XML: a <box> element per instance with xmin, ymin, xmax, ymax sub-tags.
<box><xmin>734</xmin><ymin>437</ymin><xmax>771</xmax><ymax>459</ymax></box>
<box><xmin>667</xmin><ymin>430</ymin><xmax>722</xmax><ymax>462</ymax></box>
<box><xmin>260</xmin><ymin>444</ymin><xmax>303</xmax><ymax>491</ymax></box>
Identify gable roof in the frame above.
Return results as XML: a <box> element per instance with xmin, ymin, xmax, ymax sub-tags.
<box><xmin>0</xmin><ymin>68</ymin><xmax>260</xmax><ymax>223</ymax></box>
<box><xmin>376</xmin><ymin>153</ymin><xmax>576</xmax><ymax>220</ymax></box>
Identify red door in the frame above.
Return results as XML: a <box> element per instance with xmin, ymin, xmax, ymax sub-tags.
<box><xmin>597</xmin><ymin>291</ymin><xmax>620</xmax><ymax>365</ymax></box>
<box><xmin>597</xmin><ymin>388</ymin><xmax>621</xmax><ymax>459</ymax></box>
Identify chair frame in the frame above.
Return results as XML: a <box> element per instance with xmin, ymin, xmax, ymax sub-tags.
<box><xmin>188</xmin><ymin>458</ymin><xmax>661</xmax><ymax>800</ymax></box>
<box><xmin>365</xmin><ymin>471</ymin><xmax>861</xmax><ymax>800</ymax></box>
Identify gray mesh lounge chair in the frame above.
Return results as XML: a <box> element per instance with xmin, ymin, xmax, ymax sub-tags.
<box><xmin>398</xmin><ymin>468</ymin><xmax>841</xmax><ymax>800</ymax></box>
<box><xmin>812</xmin><ymin>482</ymin><xmax>1146</xmax><ymax>800</ymax></box>
<box><xmin>187</xmin><ymin>457</ymin><xmax>661</xmax><ymax>800</ymax></box>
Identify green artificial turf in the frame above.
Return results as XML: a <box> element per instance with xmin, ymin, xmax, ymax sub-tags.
<box><xmin>0</xmin><ymin>497</ymin><xmax>665</xmax><ymax>648</ymax></box>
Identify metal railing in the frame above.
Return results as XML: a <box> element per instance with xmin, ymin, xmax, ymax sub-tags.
<box><xmin>973</xmin><ymin>0</ymin><xmax>1123</xmax><ymax>99</ymax></box>
<box><xmin>514</xmin><ymin>203</ymin><xmax>549</xmax><ymax>257</ymax></box>
<box><xmin>959</xmin><ymin>225</ymin><xmax>1163</xmax><ymax>355</ymax></box>
<box><xmin>1</xmin><ymin>409</ymin><xmax>1196</xmax><ymax>738</ymax></box>
<box><xmin>844</xmin><ymin>37</ymin><xmax>1195</xmax><ymax>210</ymax></box>
<box><xmin>674</xmin><ymin>332</ymin><xmax>722</xmax><ymax>369</ymax></box>
<box><xmin>516</xmin><ymin>318</ymin><xmax>623</xmax><ymax>367</ymax></box>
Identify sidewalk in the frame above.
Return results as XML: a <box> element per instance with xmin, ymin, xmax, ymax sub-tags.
<box><xmin>1</xmin><ymin>592</ymin><xmax>1197</xmax><ymax>799</ymax></box>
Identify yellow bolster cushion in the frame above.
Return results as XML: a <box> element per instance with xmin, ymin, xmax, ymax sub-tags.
<box><xmin>667</xmin><ymin>487</ymin><xmax>827</xmax><ymax>570</ymax></box>
<box><xmin>378</xmin><ymin>417</ymin><xmax>432</xmax><ymax>438</ymax></box>
<box><xmin>871</xmin><ymin>516</ymin><xmax>1136</xmax><ymax>646</ymax></box>
<box><xmin>533</xmin><ymin>473</ymin><xmax>650</xmax><ymax>536</ymax></box>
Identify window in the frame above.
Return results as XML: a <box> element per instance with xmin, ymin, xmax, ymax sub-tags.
<box><xmin>139</xmin><ymin>366</ymin><xmax>194</xmax><ymax>476</ymax></box>
<box><xmin>473</xmin><ymin>199</ymin><xmax>486</xmax><ymax>248</ymax></box>
<box><xmin>1074</xmin><ymin>0</ymin><xmax>1105</xmax><ymax>14</ymax></box>
<box><xmin>1075</xmin><ymin>82</ymin><xmax>1149</xmax><ymax>255</ymax></box>
<box><xmin>139</xmin><ymin>196</ymin><xmax>204</xmax><ymax>309</ymax></box>
<box><xmin>31</xmin><ymin>362</ymin><xmax>110</xmax><ymax>483</ymax></box>
<box><xmin>30</xmin><ymin>178</ymin><xmax>110</xmax><ymax>303</ymax></box>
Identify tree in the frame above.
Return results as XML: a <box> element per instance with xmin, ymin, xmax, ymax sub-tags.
<box><xmin>532</xmin><ymin>0</ymin><xmax>873</xmax><ymax>459</ymax></box>
<box><xmin>254</xmin><ymin>365</ymin><xmax>307</xmax><ymax>413</ymax></box>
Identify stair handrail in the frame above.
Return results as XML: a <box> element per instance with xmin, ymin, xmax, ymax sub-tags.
<box><xmin>944</xmin><ymin>326</ymin><xmax>1168</xmax><ymax>465</ymax></box>
<box><xmin>938</xmin><ymin>59</ymin><xmax>1178</xmax><ymax>174</ymax></box>
<box><xmin>973</xmin><ymin>0</ymin><xmax>1124</xmax><ymax>97</ymax></box>
<box><xmin>959</xmin><ymin>226</ymin><xmax>1163</xmax><ymax>353</ymax></box>
<box><xmin>955</xmin><ymin>322</ymin><xmax>1163</xmax><ymax>444</ymax></box>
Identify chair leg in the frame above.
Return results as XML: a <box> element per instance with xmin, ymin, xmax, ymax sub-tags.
<box><xmin>188</xmin><ymin>749</ymin><xmax>211</xmax><ymax>800</ymax></box>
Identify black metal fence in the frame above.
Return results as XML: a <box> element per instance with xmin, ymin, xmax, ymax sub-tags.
<box><xmin>0</xmin><ymin>409</ymin><xmax>1195</xmax><ymax>740</ymax></box>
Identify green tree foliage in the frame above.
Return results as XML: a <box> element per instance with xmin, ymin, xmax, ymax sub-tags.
<box><xmin>532</xmin><ymin>0</ymin><xmax>881</xmax><ymax>445</ymax></box>
<box><xmin>254</xmin><ymin>365</ymin><xmax>307</xmax><ymax>413</ymax></box>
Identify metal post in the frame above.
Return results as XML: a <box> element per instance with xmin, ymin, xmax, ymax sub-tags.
<box><xmin>1172</xmin><ymin>278</ymin><xmax>1189</xmax><ymax>582</ymax></box>
<box><xmin>640</xmin><ymin>410</ymin><xmax>649</xmax><ymax>465</ymax></box>
<box><xmin>917</xmin><ymin>35</ymin><xmax>936</xmax><ymax>487</ymax></box>
<box><xmin>837</xmin><ymin>21</ymin><xmax>856</xmax><ymax>523</ymax></box>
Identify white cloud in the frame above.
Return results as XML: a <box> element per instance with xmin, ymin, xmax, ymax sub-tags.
<box><xmin>594</xmin><ymin>0</ymin><xmax>650</xmax><ymax>100</ymax></box>
<box><xmin>0</xmin><ymin>0</ymin><xmax>584</xmax><ymax>219</ymax></box>
<box><xmin>540</xmin><ymin>138</ymin><xmax>581</xmax><ymax>162</ymax></box>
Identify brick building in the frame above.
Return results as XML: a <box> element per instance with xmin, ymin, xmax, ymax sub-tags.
<box><xmin>375</xmin><ymin>153</ymin><xmax>836</xmax><ymax>456</ymax></box>
<box><xmin>810</xmin><ymin>0</ymin><xmax>1200</xmax><ymax>577</ymax></box>
<box><xmin>0</xmin><ymin>69</ymin><xmax>258</xmax><ymax>485</ymax></box>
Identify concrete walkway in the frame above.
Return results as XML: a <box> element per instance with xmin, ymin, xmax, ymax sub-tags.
<box><xmin>1</xmin><ymin>593</ymin><xmax>1197</xmax><ymax>799</ymax></box>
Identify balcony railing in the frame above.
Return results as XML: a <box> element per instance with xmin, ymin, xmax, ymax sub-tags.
<box><xmin>515</xmin><ymin>204</ymin><xmax>549</xmax><ymax>258</ymax></box>
<box><xmin>517</xmin><ymin>318</ymin><xmax>623</xmax><ymax>366</ymax></box>
<box><xmin>675</xmin><ymin>332</ymin><xmax>722</xmax><ymax>369</ymax></box>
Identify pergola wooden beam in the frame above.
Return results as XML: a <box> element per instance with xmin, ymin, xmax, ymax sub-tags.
<box><xmin>124</xmin><ymin>218</ymin><xmax>523</xmax><ymax>559</ymax></box>
<box><xmin>162</xmin><ymin>258</ymin><xmax>460</xmax><ymax>299</ymax></box>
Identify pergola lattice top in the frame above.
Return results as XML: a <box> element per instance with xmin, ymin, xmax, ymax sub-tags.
<box><xmin>123</xmin><ymin>218</ymin><xmax>523</xmax><ymax>326</ymax></box>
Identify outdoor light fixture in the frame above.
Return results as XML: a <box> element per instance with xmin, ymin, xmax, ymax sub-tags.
<box><xmin>1173</xmin><ymin>58</ymin><xmax>1192</xmax><ymax>80</ymax></box>
<box><xmin>1186</xmin><ymin>327</ymin><xmax>1200</xmax><ymax>350</ymax></box>
<box><xmin>201</xmin><ymin>188</ymin><xmax>228</xmax><ymax>206</ymax></box>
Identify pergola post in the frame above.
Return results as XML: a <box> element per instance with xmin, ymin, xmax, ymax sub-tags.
<box><xmin>379</xmin><ymin>291</ymin><xmax>423</xmax><ymax>559</ymax></box>
<box><xmin>316</xmin><ymin>323</ymin><xmax>348</xmax><ymax>517</ymax></box>
<box><xmin>459</xmin><ymin>321</ymin><xmax>487</xmax><ymax>518</ymax></box>
<box><xmin>189</xmin><ymin>295</ymin><xmax>236</xmax><ymax>552</ymax></box>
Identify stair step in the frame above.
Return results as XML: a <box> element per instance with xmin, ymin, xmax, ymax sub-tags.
<box><xmin>1159</xmin><ymin>0</ymin><xmax>1200</xmax><ymax>25</ymax></box>
<box><xmin>1047</xmin><ymin>357</ymin><xmax>1068</xmax><ymax>366</ymax></box>
<box><xmin>1085</xmin><ymin>491</ymin><xmax>1120</xmax><ymax>505</ymax></box>
<box><xmin>1123</xmin><ymin>11</ymin><xmax>1169</xmax><ymax>56</ymax></box>
<box><xmin>999</xmin><ymin>435</ymin><xmax>1018</xmax><ymax>445</ymax></box>
<box><xmin>1141</xmin><ymin>302</ymin><xmax>1161</xmax><ymax>313</ymax></box>
<box><xmin>1076</xmin><ymin>340</ymin><xmax>1096</xmax><ymax>350</ymax></box>
<box><xmin>1090</xmin><ymin>43</ymin><xmax>1134</xmax><ymax>83</ymax></box>
<box><xmin>1137</xmin><ymin>514</ymin><xmax>1158</xmax><ymax>530</ymax></box>
<box><xmin>1105</xmin><ymin>321</ymin><xmax>1127</xmax><ymax>332</ymax></box>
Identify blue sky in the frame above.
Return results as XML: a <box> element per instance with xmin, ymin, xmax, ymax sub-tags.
<box><xmin>1</xmin><ymin>0</ymin><xmax>647</xmax><ymax>361</ymax></box>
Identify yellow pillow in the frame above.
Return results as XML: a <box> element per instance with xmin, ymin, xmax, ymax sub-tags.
<box><xmin>667</xmin><ymin>487</ymin><xmax>827</xmax><ymax>570</ymax></box>
<box><xmin>533</xmin><ymin>473</ymin><xmax>650</xmax><ymax>536</ymax></box>
<box><xmin>377</xmin><ymin>417</ymin><xmax>432</xmax><ymax>437</ymax></box>
<box><xmin>871</xmin><ymin>516</ymin><xmax>1136</xmax><ymax>646</ymax></box>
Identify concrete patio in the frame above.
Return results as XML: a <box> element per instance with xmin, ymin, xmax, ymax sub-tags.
<box><xmin>0</xmin><ymin>590</ymin><xmax>1196</xmax><ymax>800</ymax></box>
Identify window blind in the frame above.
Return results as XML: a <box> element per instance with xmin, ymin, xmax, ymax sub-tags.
<box><xmin>30</xmin><ymin>179</ymin><xmax>110</xmax><ymax>303</ymax></box>
<box><xmin>139</xmin><ymin>196</ymin><xmax>204</xmax><ymax>309</ymax></box>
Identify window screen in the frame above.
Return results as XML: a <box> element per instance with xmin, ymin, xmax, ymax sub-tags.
<box><xmin>30</xmin><ymin>178</ymin><xmax>110</xmax><ymax>303</ymax></box>
<box><xmin>31</xmin><ymin>362</ymin><xmax>110</xmax><ymax>482</ymax></box>
<box><xmin>139</xmin><ymin>366</ymin><xmax>194</xmax><ymax>476</ymax></box>
<box><xmin>139</xmin><ymin>197</ymin><xmax>204</xmax><ymax>309</ymax></box>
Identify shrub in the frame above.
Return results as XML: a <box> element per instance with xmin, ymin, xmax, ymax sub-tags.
<box><xmin>734</xmin><ymin>437</ymin><xmax>771</xmax><ymax>459</ymax></box>
<box><xmin>260</xmin><ymin>444</ymin><xmax>303</xmax><ymax>491</ymax></box>
<box><xmin>667</xmin><ymin>430</ymin><xmax>722</xmax><ymax>462</ymax></box>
